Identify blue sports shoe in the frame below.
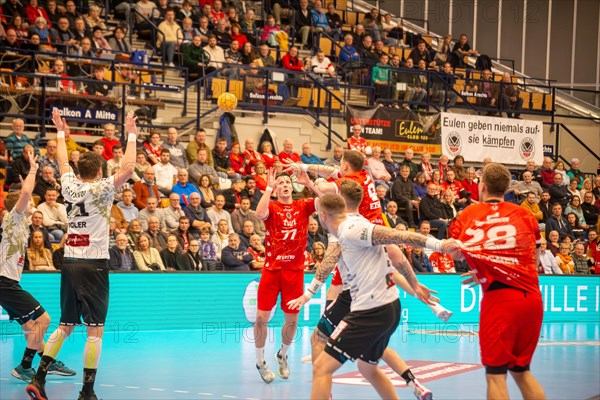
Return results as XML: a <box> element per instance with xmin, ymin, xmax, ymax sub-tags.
<box><xmin>48</xmin><ymin>360</ymin><xmax>76</xmax><ymax>376</ymax></box>
<box><xmin>12</xmin><ymin>365</ymin><xmax>36</xmax><ymax>382</ymax></box>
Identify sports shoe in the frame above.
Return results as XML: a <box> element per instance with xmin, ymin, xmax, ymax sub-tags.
<box><xmin>25</xmin><ymin>377</ymin><xmax>48</xmax><ymax>400</ymax></box>
<box><xmin>48</xmin><ymin>360</ymin><xmax>76</xmax><ymax>376</ymax></box>
<box><xmin>411</xmin><ymin>380</ymin><xmax>433</xmax><ymax>400</ymax></box>
<box><xmin>256</xmin><ymin>361</ymin><xmax>276</xmax><ymax>383</ymax></box>
<box><xmin>300</xmin><ymin>354</ymin><xmax>313</xmax><ymax>364</ymax></box>
<box><xmin>275</xmin><ymin>351</ymin><xmax>290</xmax><ymax>379</ymax></box>
<box><xmin>12</xmin><ymin>365</ymin><xmax>36</xmax><ymax>382</ymax></box>
<box><xmin>77</xmin><ymin>390</ymin><xmax>98</xmax><ymax>400</ymax></box>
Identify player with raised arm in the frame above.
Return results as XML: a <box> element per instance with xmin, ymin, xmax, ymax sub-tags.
<box><xmin>27</xmin><ymin>109</ymin><xmax>139</xmax><ymax>400</ymax></box>
<box><xmin>253</xmin><ymin>168</ymin><xmax>321</xmax><ymax>383</ymax></box>
<box><xmin>448</xmin><ymin>163</ymin><xmax>546</xmax><ymax>400</ymax></box>
<box><xmin>308</xmin><ymin>193</ymin><xmax>459</xmax><ymax>399</ymax></box>
<box><xmin>288</xmin><ymin>179</ymin><xmax>440</xmax><ymax>400</ymax></box>
<box><xmin>0</xmin><ymin>149</ymin><xmax>75</xmax><ymax>383</ymax></box>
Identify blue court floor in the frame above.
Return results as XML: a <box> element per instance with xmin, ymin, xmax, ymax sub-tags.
<box><xmin>1</xmin><ymin>323</ymin><xmax>599</xmax><ymax>399</ymax></box>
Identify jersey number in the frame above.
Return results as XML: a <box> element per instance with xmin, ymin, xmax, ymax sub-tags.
<box><xmin>463</xmin><ymin>225</ymin><xmax>517</xmax><ymax>250</ymax></box>
<box><xmin>66</xmin><ymin>202</ymin><xmax>89</xmax><ymax>218</ymax></box>
<box><xmin>282</xmin><ymin>229</ymin><xmax>297</xmax><ymax>240</ymax></box>
<box><xmin>364</xmin><ymin>174</ymin><xmax>379</xmax><ymax>202</ymax></box>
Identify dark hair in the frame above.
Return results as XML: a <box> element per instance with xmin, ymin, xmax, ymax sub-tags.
<box><xmin>112</xmin><ymin>144</ymin><xmax>123</xmax><ymax>152</ymax></box>
<box><xmin>339</xmin><ymin>179</ymin><xmax>363</xmax><ymax>210</ymax></box>
<box><xmin>78</xmin><ymin>151</ymin><xmax>103</xmax><ymax>180</ymax></box>
<box><xmin>342</xmin><ymin>150</ymin><xmax>365</xmax><ymax>172</ymax></box>
<box><xmin>481</xmin><ymin>163</ymin><xmax>511</xmax><ymax>196</ymax></box>
<box><xmin>93</xmin><ymin>140</ymin><xmax>104</xmax><ymax>147</ymax></box>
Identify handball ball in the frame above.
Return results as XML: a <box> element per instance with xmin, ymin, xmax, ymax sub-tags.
<box><xmin>217</xmin><ymin>92</ymin><xmax>238</xmax><ymax>112</ymax></box>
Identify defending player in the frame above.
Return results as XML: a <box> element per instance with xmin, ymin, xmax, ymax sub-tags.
<box><xmin>0</xmin><ymin>149</ymin><xmax>75</xmax><ymax>382</ymax></box>
<box><xmin>310</xmin><ymin>193</ymin><xmax>459</xmax><ymax>399</ymax></box>
<box><xmin>26</xmin><ymin>109</ymin><xmax>138</xmax><ymax>400</ymax></box>
<box><xmin>253</xmin><ymin>168</ymin><xmax>322</xmax><ymax>383</ymax></box>
<box><xmin>448</xmin><ymin>163</ymin><xmax>546</xmax><ymax>400</ymax></box>
<box><xmin>289</xmin><ymin>179</ymin><xmax>438</xmax><ymax>400</ymax></box>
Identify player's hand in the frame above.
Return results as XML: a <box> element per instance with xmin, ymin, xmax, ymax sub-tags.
<box><xmin>286</xmin><ymin>294</ymin><xmax>310</xmax><ymax>311</ymax></box>
<box><xmin>125</xmin><ymin>111</ymin><xmax>138</xmax><ymax>135</ymax></box>
<box><xmin>413</xmin><ymin>283</ymin><xmax>436</xmax><ymax>305</ymax></box>
<box><xmin>283</xmin><ymin>161</ymin><xmax>303</xmax><ymax>177</ymax></box>
<box><xmin>461</xmin><ymin>271</ymin><xmax>480</xmax><ymax>287</ymax></box>
<box><xmin>27</xmin><ymin>150</ymin><xmax>38</xmax><ymax>174</ymax></box>
<box><xmin>295</xmin><ymin>170</ymin><xmax>312</xmax><ymax>186</ymax></box>
<box><xmin>51</xmin><ymin>108</ymin><xmax>68</xmax><ymax>132</ymax></box>
<box><xmin>266</xmin><ymin>167</ymin><xmax>277</xmax><ymax>189</ymax></box>
<box><xmin>417</xmin><ymin>283</ymin><xmax>440</xmax><ymax>304</ymax></box>
<box><xmin>441</xmin><ymin>238</ymin><xmax>464</xmax><ymax>260</ymax></box>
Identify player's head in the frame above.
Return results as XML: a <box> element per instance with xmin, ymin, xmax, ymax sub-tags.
<box><xmin>339</xmin><ymin>179</ymin><xmax>363</xmax><ymax>212</ymax></box>
<box><xmin>316</xmin><ymin>194</ymin><xmax>347</xmax><ymax>233</ymax></box>
<box><xmin>274</xmin><ymin>172</ymin><xmax>293</xmax><ymax>200</ymax></box>
<box><xmin>3</xmin><ymin>191</ymin><xmax>21</xmax><ymax>213</ymax></box>
<box><xmin>340</xmin><ymin>150</ymin><xmax>364</xmax><ymax>175</ymax></box>
<box><xmin>480</xmin><ymin>163</ymin><xmax>511</xmax><ymax>199</ymax></box>
<box><xmin>77</xmin><ymin>151</ymin><xmax>104</xmax><ymax>181</ymax></box>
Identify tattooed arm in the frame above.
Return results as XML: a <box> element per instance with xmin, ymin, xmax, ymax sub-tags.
<box><xmin>287</xmin><ymin>241</ymin><xmax>342</xmax><ymax>311</ymax></box>
<box><xmin>372</xmin><ymin>225</ymin><xmax>443</xmax><ymax>250</ymax></box>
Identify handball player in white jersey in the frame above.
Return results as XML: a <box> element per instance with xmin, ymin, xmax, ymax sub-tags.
<box><xmin>27</xmin><ymin>109</ymin><xmax>139</xmax><ymax>400</ymax></box>
<box><xmin>309</xmin><ymin>194</ymin><xmax>459</xmax><ymax>399</ymax></box>
<box><xmin>0</xmin><ymin>149</ymin><xmax>75</xmax><ymax>382</ymax></box>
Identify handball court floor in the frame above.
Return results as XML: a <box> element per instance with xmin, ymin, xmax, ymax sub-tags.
<box><xmin>1</xmin><ymin>323</ymin><xmax>598</xmax><ymax>400</ymax></box>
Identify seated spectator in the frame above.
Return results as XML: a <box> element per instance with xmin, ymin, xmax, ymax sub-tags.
<box><xmin>391</xmin><ymin>165</ymin><xmax>419</xmax><ymax>228</ymax></box>
<box><xmin>221</xmin><ymin>179</ymin><xmax>245</xmax><ymax>213</ymax></box>
<box><xmin>580</xmin><ymin>178</ymin><xmax>594</xmax><ymax>200</ymax></box>
<box><xmin>546</xmin><ymin>230</ymin><xmax>561</xmax><ymax>256</ymax></box>
<box><xmin>37</xmin><ymin>188</ymin><xmax>67</xmax><ymax>242</ymax></box>
<box><xmin>400</xmin><ymin>148</ymin><xmax>420</xmax><ymax>181</ymax></box>
<box><xmin>186</xmin><ymin>129</ymin><xmax>214</xmax><ymax>166</ymax></box>
<box><xmin>311</xmin><ymin>1</ymin><xmax>329</xmax><ymax>36</ymax></box>
<box><xmin>228</xmin><ymin>142</ymin><xmax>246</xmax><ymax>177</ymax></box>
<box><xmin>38</xmin><ymin>140</ymin><xmax>60</xmax><ymax>180</ymax></box>
<box><xmin>108</xmin><ymin>233</ymin><xmax>138</xmax><ymax>271</ymax></box>
<box><xmin>521</xmin><ymin>192</ymin><xmax>545</xmax><ymax>231</ymax></box>
<box><xmin>209</xmin><ymin>221</ymin><xmax>229</xmax><ymax>265</ymax></box>
<box><xmin>213</xmin><ymin>18</ymin><xmax>232</xmax><ymax>46</ymax></box>
<box><xmin>239</xmin><ymin>220</ymin><xmax>257</xmax><ymax>249</ymax></box>
<box><xmin>143</xmin><ymin>131</ymin><xmax>163</xmax><ymax>166</ymax></box>
<box><xmin>565</xmin><ymin>195</ymin><xmax>588</xmax><ymax>230</ymax></box>
<box><xmin>126</xmin><ymin>219</ymin><xmax>143</xmax><ymax>250</ymax></box>
<box><xmin>431</xmin><ymin>62</ymin><xmax>458</xmax><ymax>107</ymax></box>
<box><xmin>325</xmin><ymin>145</ymin><xmax>344</xmax><ymax>167</ymax></box>
<box><xmin>408</xmin><ymin>245</ymin><xmax>430</xmax><ymax>273</ymax></box>
<box><xmin>84</xmin><ymin>4</ymin><xmax>106</xmax><ymax>31</ymax></box>
<box><xmin>240</xmin><ymin>9</ymin><xmax>257</xmax><ymax>43</ymax></box>
<box><xmin>382</xmin><ymin>148</ymin><xmax>401</xmax><ymax>181</ymax></box>
<box><xmin>160</xmin><ymin>234</ymin><xmax>188</xmax><ymax>270</ymax></box>
<box><xmin>138</xmin><ymin>197</ymin><xmax>167</xmax><ymax>231</ymax></box>
<box><xmin>413</xmin><ymin>172</ymin><xmax>428</xmax><ymax>199</ymax></box>
<box><xmin>185</xmin><ymin>239</ymin><xmax>203</xmax><ymax>271</ymax></box>
<box><xmin>180</xmin><ymin>17</ymin><xmax>199</xmax><ymax>47</ymax></box>
<box><xmin>184</xmin><ymin>192</ymin><xmax>212</xmax><ymax>237</ymax></box>
<box><xmin>339</xmin><ymin>33</ymin><xmax>360</xmax><ymax>73</ymax></box>
<box><xmin>197</xmin><ymin>174</ymin><xmax>218</xmax><ymax>209</ymax></box>
<box><xmin>552</xmin><ymin>161</ymin><xmax>569</xmax><ymax>187</ymax></box>
<box><xmin>117</xmin><ymin>189</ymin><xmax>140</xmax><ymax>223</ymax></box>
<box><xmin>189</xmin><ymin>149</ymin><xmax>221</xmax><ymax>188</ymax></box>
<box><xmin>278</xmin><ymin>139</ymin><xmax>301</xmax><ymax>165</ymax></box>
<box><xmin>50</xmin><ymin>17</ymin><xmax>77</xmax><ymax>53</ymax></box>
<box><xmin>555</xmin><ymin>243</ymin><xmax>574</xmax><ymax>274</ymax></box>
<box><xmin>572</xmin><ymin>243</ymin><xmax>590</xmax><ymax>274</ymax></box>
<box><xmin>376</xmin><ymin>184</ymin><xmax>390</xmax><ymax>210</ymax></box>
<box><xmin>430</xmin><ymin>251</ymin><xmax>455</xmax><ymax>273</ymax></box>
<box><xmin>90</xmin><ymin>26</ymin><xmax>111</xmax><ymax>52</ymax></box>
<box><xmin>419</xmin><ymin>152</ymin><xmax>434</xmax><ymax>181</ymax></box>
<box><xmin>29</xmin><ymin>210</ymin><xmax>52</xmax><ymax>250</ymax></box>
<box><xmin>247</xmin><ymin>234</ymin><xmax>266</xmax><ymax>270</ymax></box>
<box><xmin>145</xmin><ymin>214</ymin><xmax>168</xmax><ymax>252</ymax></box>
<box><xmin>164</xmin><ymin>192</ymin><xmax>186</xmax><ymax>231</ymax></box>
<box><xmin>498</xmin><ymin>72</ymin><xmax>523</xmax><ymax>118</ymax></box>
<box><xmin>108</xmin><ymin>26</ymin><xmax>133</xmax><ymax>53</ymax></box>
<box><xmin>230</xmin><ymin>23</ymin><xmax>248</xmax><ymax>48</ymax></box>
<box><xmin>221</xmin><ymin>233</ymin><xmax>253</xmax><ymax>271</ymax></box>
<box><xmin>183</xmin><ymin>35</ymin><xmax>211</xmax><ymax>76</ymax></box>
<box><xmin>582</xmin><ymin>192</ymin><xmax>599</xmax><ymax>228</ymax></box>
<box><xmin>213</xmin><ymin>137</ymin><xmax>240</xmax><ymax>181</ymax></box>
<box><xmin>567</xmin><ymin>158</ymin><xmax>585</xmax><ymax>189</ymax></box>
<box><xmin>242</xmin><ymin>138</ymin><xmax>262</xmax><ymax>176</ymax></box>
<box><xmin>306</xmin><ymin>217</ymin><xmax>327</xmax><ymax>253</ymax></box>
<box><xmin>566</xmin><ymin>212</ymin><xmax>586</xmax><ymax>242</ymax></box>
<box><xmin>368</xmin><ymin>146</ymin><xmax>392</xmax><ymax>186</ymax></box>
<box><xmin>450</xmin><ymin>155</ymin><xmax>467</xmax><ymax>182</ymax></box>
<box><xmin>5</xmin><ymin>118</ymin><xmax>39</xmax><ymax>160</ymax></box>
<box><xmin>384</xmin><ymin>201</ymin><xmax>406</xmax><ymax>229</ymax></box>
<box><xmin>134</xmin><ymin>233</ymin><xmax>165</xmax><ymax>271</ymax></box>
<box><xmin>240</xmin><ymin>176</ymin><xmax>262</xmax><ymax>210</ymax></box>
<box><xmin>231</xmin><ymin>197</ymin><xmax>266</xmax><ymax>237</ymax></box>
<box><xmin>251</xmin><ymin>162</ymin><xmax>269</xmax><ymax>192</ymax></box>
<box><xmin>133</xmin><ymin>167</ymin><xmax>160</xmax><ymax>209</ymax></box>
<box><xmin>306</xmin><ymin>241</ymin><xmax>325</xmax><ymax>272</ymax></box>
<box><xmin>163</xmin><ymin>128</ymin><xmax>189</xmax><ymax>170</ymax></box>
<box><xmin>549</xmin><ymin>174</ymin><xmax>572</xmax><ymax>210</ymax></box>
<box><xmin>100</xmin><ymin>123</ymin><xmax>121</xmax><ymax>161</ymax></box>
<box><xmin>442</xmin><ymin>170</ymin><xmax>469</xmax><ymax>209</ymax></box>
<box><xmin>255</xmin><ymin>43</ymin><xmax>276</xmax><ymax>68</ymax></box>
<box><xmin>157</xmin><ymin>9</ymin><xmax>182</xmax><ymax>66</ymax></box>
<box><xmin>26</xmin><ymin>231</ymin><xmax>55</xmax><ymax>271</ymax></box>
<box><xmin>567</xmin><ymin>178</ymin><xmax>581</xmax><ymax>201</ymax></box>
<box><xmin>451</xmin><ymin>33</ymin><xmax>478</xmax><ymax>68</ymax></box>
<box><xmin>440</xmin><ymin>189</ymin><xmax>459</xmax><ymax>219</ymax></box>
<box><xmin>207</xmin><ymin>194</ymin><xmax>233</xmax><ymax>232</ymax></box>
<box><xmin>300</xmin><ymin>143</ymin><xmax>323</xmax><ymax>166</ymax></box>
<box><xmin>10</xmin><ymin>144</ymin><xmax>36</xmax><ymax>186</ymax></box>
<box><xmin>435</xmin><ymin>35</ymin><xmax>452</xmax><ymax>64</ymax></box>
<box><xmin>153</xmin><ymin>149</ymin><xmax>178</xmax><ymax>196</ymax></box>
<box><xmin>240</xmin><ymin>41</ymin><xmax>257</xmax><ymax>65</ymax></box>
<box><xmin>203</xmin><ymin>34</ymin><xmax>226</xmax><ymax>72</ymax></box>
<box><xmin>538</xmin><ymin>239</ymin><xmax>562</xmax><ymax>274</ymax></box>
<box><xmin>409</xmin><ymin>40</ymin><xmax>436</xmax><ymax>68</ymax></box>
<box><xmin>33</xmin><ymin>165</ymin><xmax>61</xmax><ymax>199</ymax></box>
<box><xmin>471</xmin><ymin>69</ymin><xmax>499</xmax><ymax>115</ymax></box>
<box><xmin>419</xmin><ymin>184</ymin><xmax>450</xmax><ymax>239</ymax></box>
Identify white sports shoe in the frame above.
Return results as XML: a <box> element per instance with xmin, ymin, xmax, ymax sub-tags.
<box><xmin>428</xmin><ymin>302</ymin><xmax>454</xmax><ymax>323</ymax></box>
<box><xmin>275</xmin><ymin>352</ymin><xmax>290</xmax><ymax>379</ymax></box>
<box><xmin>301</xmin><ymin>354</ymin><xmax>313</xmax><ymax>364</ymax></box>
<box><xmin>256</xmin><ymin>361</ymin><xmax>276</xmax><ymax>383</ymax></box>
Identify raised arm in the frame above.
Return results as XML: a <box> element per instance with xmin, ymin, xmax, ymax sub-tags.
<box><xmin>114</xmin><ymin>112</ymin><xmax>138</xmax><ymax>189</ymax></box>
<box><xmin>14</xmin><ymin>150</ymin><xmax>39</xmax><ymax>214</ymax></box>
<box><xmin>52</xmin><ymin>108</ymin><xmax>73</xmax><ymax>177</ymax></box>
<box><xmin>255</xmin><ymin>168</ymin><xmax>276</xmax><ymax>220</ymax></box>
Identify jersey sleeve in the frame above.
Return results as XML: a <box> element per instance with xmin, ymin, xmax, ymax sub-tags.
<box><xmin>60</xmin><ymin>171</ymin><xmax>79</xmax><ymax>203</ymax></box>
<box><xmin>341</xmin><ymin>219</ymin><xmax>375</xmax><ymax>249</ymax></box>
<box><xmin>302</xmin><ymin>197</ymin><xmax>317</xmax><ymax>215</ymax></box>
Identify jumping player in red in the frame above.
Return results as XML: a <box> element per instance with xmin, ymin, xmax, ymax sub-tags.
<box><xmin>253</xmin><ymin>168</ymin><xmax>320</xmax><ymax>383</ymax></box>
<box><xmin>448</xmin><ymin>163</ymin><xmax>546</xmax><ymax>400</ymax></box>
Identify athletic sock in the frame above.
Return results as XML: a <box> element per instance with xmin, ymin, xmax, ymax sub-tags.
<box><xmin>279</xmin><ymin>343</ymin><xmax>290</xmax><ymax>358</ymax></box>
<box><xmin>21</xmin><ymin>348</ymin><xmax>37</xmax><ymax>369</ymax></box>
<box><xmin>256</xmin><ymin>347</ymin><xmax>265</xmax><ymax>365</ymax></box>
<box><xmin>83</xmin><ymin>368</ymin><xmax>97</xmax><ymax>395</ymax></box>
<box><xmin>401</xmin><ymin>368</ymin><xmax>416</xmax><ymax>384</ymax></box>
<box><xmin>35</xmin><ymin>355</ymin><xmax>55</xmax><ymax>383</ymax></box>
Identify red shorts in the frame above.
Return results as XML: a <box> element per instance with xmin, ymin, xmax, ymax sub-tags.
<box><xmin>480</xmin><ymin>287</ymin><xmax>543</xmax><ymax>371</ymax></box>
<box><xmin>331</xmin><ymin>266</ymin><xmax>343</xmax><ymax>286</ymax></box>
<box><xmin>257</xmin><ymin>268</ymin><xmax>304</xmax><ymax>314</ymax></box>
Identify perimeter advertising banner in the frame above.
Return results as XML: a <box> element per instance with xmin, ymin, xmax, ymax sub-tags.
<box><xmin>346</xmin><ymin>105</ymin><xmax>443</xmax><ymax>155</ymax></box>
<box><xmin>440</xmin><ymin>112</ymin><xmax>544</xmax><ymax>165</ymax></box>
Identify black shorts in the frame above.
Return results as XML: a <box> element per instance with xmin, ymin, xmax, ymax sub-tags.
<box><xmin>317</xmin><ymin>289</ymin><xmax>352</xmax><ymax>337</ymax></box>
<box><xmin>0</xmin><ymin>276</ymin><xmax>46</xmax><ymax>325</ymax></box>
<box><xmin>325</xmin><ymin>299</ymin><xmax>401</xmax><ymax>365</ymax></box>
<box><xmin>60</xmin><ymin>259</ymin><xmax>109</xmax><ymax>327</ymax></box>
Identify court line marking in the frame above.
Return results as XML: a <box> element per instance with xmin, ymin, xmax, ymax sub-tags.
<box><xmin>150</xmin><ymin>388</ymin><xmax>165</xmax><ymax>391</ymax></box>
<box><xmin>198</xmin><ymin>393</ymin><xmax>214</xmax><ymax>396</ymax></box>
<box><xmin>99</xmin><ymin>384</ymin><xmax>115</xmax><ymax>387</ymax></box>
<box><xmin>174</xmin><ymin>390</ymin><xmax>190</xmax><ymax>393</ymax></box>
<box><xmin>222</xmin><ymin>396</ymin><xmax>237</xmax><ymax>399</ymax></box>
<box><xmin>125</xmin><ymin>386</ymin><xmax>140</xmax><ymax>389</ymax></box>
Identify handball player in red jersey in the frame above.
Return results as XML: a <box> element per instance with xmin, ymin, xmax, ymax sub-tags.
<box><xmin>253</xmin><ymin>168</ymin><xmax>321</xmax><ymax>383</ymax></box>
<box><xmin>449</xmin><ymin>163</ymin><xmax>546</xmax><ymax>400</ymax></box>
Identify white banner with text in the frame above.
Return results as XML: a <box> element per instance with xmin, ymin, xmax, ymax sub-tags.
<box><xmin>440</xmin><ymin>112</ymin><xmax>544</xmax><ymax>165</ymax></box>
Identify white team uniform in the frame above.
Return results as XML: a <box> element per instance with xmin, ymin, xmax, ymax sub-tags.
<box><xmin>61</xmin><ymin>172</ymin><xmax>115</xmax><ymax>259</ymax></box>
<box><xmin>0</xmin><ymin>210</ymin><xmax>30</xmax><ymax>282</ymax></box>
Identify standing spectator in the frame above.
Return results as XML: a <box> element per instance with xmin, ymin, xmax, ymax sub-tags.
<box><xmin>157</xmin><ymin>9</ymin><xmax>183</xmax><ymax>66</ymax></box>
<box><xmin>37</xmin><ymin>188</ymin><xmax>67</xmax><ymax>242</ymax></box>
<box><xmin>221</xmin><ymin>233</ymin><xmax>253</xmax><ymax>271</ymax></box>
<box><xmin>162</xmin><ymin>127</ymin><xmax>189</xmax><ymax>169</ymax></box>
<box><xmin>100</xmin><ymin>123</ymin><xmax>121</xmax><ymax>161</ymax></box>
<box><xmin>391</xmin><ymin>165</ymin><xmax>419</xmax><ymax>228</ymax></box>
<box><xmin>153</xmin><ymin>150</ymin><xmax>178</xmax><ymax>196</ymax></box>
<box><xmin>108</xmin><ymin>233</ymin><xmax>138</xmax><ymax>271</ymax></box>
<box><xmin>399</xmin><ymin>148</ymin><xmax>419</xmax><ymax>180</ymax></box>
<box><xmin>5</xmin><ymin>118</ymin><xmax>39</xmax><ymax>159</ymax></box>
<box><xmin>294</xmin><ymin>0</ymin><xmax>312</xmax><ymax>49</ymax></box>
<box><xmin>186</xmin><ymin>129</ymin><xmax>214</xmax><ymax>166</ymax></box>
<box><xmin>133</xmin><ymin>167</ymin><xmax>161</xmax><ymax>209</ymax></box>
<box><xmin>134</xmin><ymin>233</ymin><xmax>166</xmax><ymax>270</ymax></box>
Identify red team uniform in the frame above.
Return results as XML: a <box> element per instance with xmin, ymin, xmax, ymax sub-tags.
<box><xmin>258</xmin><ymin>198</ymin><xmax>317</xmax><ymax>314</ymax></box>
<box><xmin>347</xmin><ymin>136</ymin><xmax>368</xmax><ymax>152</ymax></box>
<box><xmin>448</xmin><ymin>201</ymin><xmax>543</xmax><ymax>371</ymax></box>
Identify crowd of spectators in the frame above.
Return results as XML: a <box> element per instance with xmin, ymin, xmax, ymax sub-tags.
<box><xmin>1</xmin><ymin>117</ymin><xmax>598</xmax><ymax>275</ymax></box>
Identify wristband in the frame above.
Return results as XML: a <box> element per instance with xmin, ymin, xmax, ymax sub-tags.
<box><xmin>300</xmin><ymin>164</ymin><xmax>308</xmax><ymax>172</ymax></box>
<box><xmin>265</xmin><ymin>186</ymin><xmax>274</xmax><ymax>192</ymax></box>
<box><xmin>425</xmin><ymin>237</ymin><xmax>442</xmax><ymax>252</ymax></box>
<box><xmin>56</xmin><ymin>131</ymin><xmax>65</xmax><ymax>139</ymax></box>
<box><xmin>128</xmin><ymin>133</ymin><xmax>137</xmax><ymax>143</ymax></box>
<box><xmin>303</xmin><ymin>278</ymin><xmax>324</xmax><ymax>299</ymax></box>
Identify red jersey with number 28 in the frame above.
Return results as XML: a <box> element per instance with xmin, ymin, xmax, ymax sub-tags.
<box><xmin>337</xmin><ymin>170</ymin><xmax>384</xmax><ymax>225</ymax></box>
<box><xmin>263</xmin><ymin>198</ymin><xmax>317</xmax><ymax>271</ymax></box>
<box><xmin>448</xmin><ymin>202</ymin><xmax>541</xmax><ymax>294</ymax></box>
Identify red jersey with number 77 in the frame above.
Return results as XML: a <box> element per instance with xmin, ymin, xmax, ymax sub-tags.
<box><xmin>263</xmin><ymin>198</ymin><xmax>317</xmax><ymax>271</ymax></box>
<box><xmin>336</xmin><ymin>170</ymin><xmax>384</xmax><ymax>226</ymax></box>
<box><xmin>448</xmin><ymin>202</ymin><xmax>541</xmax><ymax>294</ymax></box>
